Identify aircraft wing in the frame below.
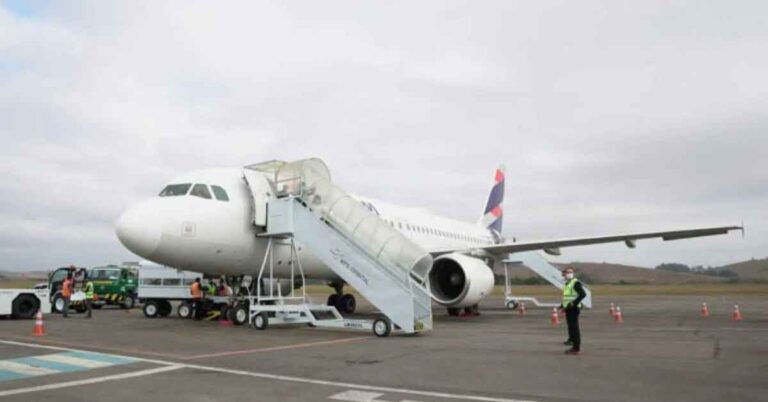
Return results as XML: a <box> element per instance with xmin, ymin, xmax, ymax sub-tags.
<box><xmin>431</xmin><ymin>225</ymin><xmax>743</xmax><ymax>257</ymax></box>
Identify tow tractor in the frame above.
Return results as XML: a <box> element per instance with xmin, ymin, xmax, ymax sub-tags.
<box><xmin>0</xmin><ymin>288</ymin><xmax>50</xmax><ymax>319</ymax></box>
<box><xmin>49</xmin><ymin>266</ymin><xmax>89</xmax><ymax>314</ymax></box>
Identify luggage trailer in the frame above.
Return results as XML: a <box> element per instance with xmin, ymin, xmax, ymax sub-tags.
<box><xmin>138</xmin><ymin>265</ymin><xmax>235</xmax><ymax>320</ymax></box>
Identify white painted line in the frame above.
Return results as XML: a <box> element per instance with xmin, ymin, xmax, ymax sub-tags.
<box><xmin>0</xmin><ymin>365</ymin><xmax>183</xmax><ymax>397</ymax></box>
<box><xmin>180</xmin><ymin>363</ymin><xmax>538</xmax><ymax>402</ymax></box>
<box><xmin>330</xmin><ymin>390</ymin><xmax>388</xmax><ymax>402</ymax></box>
<box><xmin>0</xmin><ymin>361</ymin><xmax>58</xmax><ymax>377</ymax></box>
<box><xmin>32</xmin><ymin>354</ymin><xmax>112</xmax><ymax>369</ymax></box>
<box><xmin>0</xmin><ymin>339</ymin><xmax>538</xmax><ymax>402</ymax></box>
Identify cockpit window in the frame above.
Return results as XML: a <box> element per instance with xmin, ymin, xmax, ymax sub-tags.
<box><xmin>211</xmin><ymin>185</ymin><xmax>229</xmax><ymax>202</ymax></box>
<box><xmin>190</xmin><ymin>184</ymin><xmax>212</xmax><ymax>199</ymax></box>
<box><xmin>159</xmin><ymin>183</ymin><xmax>192</xmax><ymax>197</ymax></box>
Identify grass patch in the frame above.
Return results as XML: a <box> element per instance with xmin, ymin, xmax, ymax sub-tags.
<box><xmin>496</xmin><ymin>283</ymin><xmax>768</xmax><ymax>297</ymax></box>
<box><xmin>0</xmin><ymin>280</ymin><xmax>39</xmax><ymax>289</ymax></box>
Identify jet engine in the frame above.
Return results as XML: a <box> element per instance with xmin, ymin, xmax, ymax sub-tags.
<box><xmin>428</xmin><ymin>253</ymin><xmax>495</xmax><ymax>307</ymax></box>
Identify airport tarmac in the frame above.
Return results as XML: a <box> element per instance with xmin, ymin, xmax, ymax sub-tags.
<box><xmin>0</xmin><ymin>293</ymin><xmax>766</xmax><ymax>402</ymax></box>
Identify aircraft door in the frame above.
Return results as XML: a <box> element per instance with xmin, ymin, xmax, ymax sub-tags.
<box><xmin>242</xmin><ymin>170</ymin><xmax>272</xmax><ymax>227</ymax></box>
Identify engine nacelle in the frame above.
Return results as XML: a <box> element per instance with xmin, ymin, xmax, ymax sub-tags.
<box><xmin>428</xmin><ymin>253</ymin><xmax>495</xmax><ymax>308</ymax></box>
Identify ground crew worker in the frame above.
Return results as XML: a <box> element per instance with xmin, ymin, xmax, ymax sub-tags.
<box><xmin>83</xmin><ymin>275</ymin><xmax>94</xmax><ymax>319</ymax></box>
<box><xmin>207</xmin><ymin>280</ymin><xmax>217</xmax><ymax>296</ymax></box>
<box><xmin>61</xmin><ymin>272</ymin><xmax>73</xmax><ymax>318</ymax></box>
<box><xmin>217</xmin><ymin>283</ymin><xmax>230</xmax><ymax>297</ymax></box>
<box><xmin>190</xmin><ymin>277</ymin><xmax>203</xmax><ymax>320</ymax></box>
<box><xmin>560</xmin><ymin>267</ymin><xmax>587</xmax><ymax>355</ymax></box>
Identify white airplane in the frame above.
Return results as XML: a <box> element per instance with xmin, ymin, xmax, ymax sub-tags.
<box><xmin>116</xmin><ymin>160</ymin><xmax>742</xmax><ymax>316</ymax></box>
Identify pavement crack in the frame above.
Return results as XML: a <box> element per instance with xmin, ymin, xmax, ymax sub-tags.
<box><xmin>344</xmin><ymin>359</ymin><xmax>382</xmax><ymax>366</ymax></box>
<box><xmin>712</xmin><ymin>339</ymin><xmax>721</xmax><ymax>360</ymax></box>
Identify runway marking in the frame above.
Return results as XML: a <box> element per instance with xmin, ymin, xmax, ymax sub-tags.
<box><xmin>0</xmin><ymin>365</ymin><xmax>183</xmax><ymax>397</ymax></box>
<box><xmin>330</xmin><ymin>389</ymin><xmax>423</xmax><ymax>402</ymax></box>
<box><xmin>0</xmin><ymin>336</ymin><xmax>184</xmax><ymax>360</ymax></box>
<box><xmin>0</xmin><ymin>361</ymin><xmax>59</xmax><ymax>378</ymax></box>
<box><xmin>0</xmin><ymin>339</ymin><xmax>538</xmax><ymax>402</ymax></box>
<box><xmin>0</xmin><ymin>350</ymin><xmax>137</xmax><ymax>384</ymax></box>
<box><xmin>32</xmin><ymin>354</ymin><xmax>113</xmax><ymax>369</ymax></box>
<box><xmin>185</xmin><ymin>336</ymin><xmax>371</xmax><ymax>360</ymax></box>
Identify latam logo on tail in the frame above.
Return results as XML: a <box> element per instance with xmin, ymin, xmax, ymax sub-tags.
<box><xmin>480</xmin><ymin>165</ymin><xmax>504</xmax><ymax>237</ymax></box>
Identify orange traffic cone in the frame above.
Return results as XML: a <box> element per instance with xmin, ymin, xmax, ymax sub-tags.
<box><xmin>32</xmin><ymin>310</ymin><xmax>45</xmax><ymax>336</ymax></box>
<box><xmin>614</xmin><ymin>306</ymin><xmax>624</xmax><ymax>324</ymax></box>
<box><xmin>551</xmin><ymin>308</ymin><xmax>560</xmax><ymax>325</ymax></box>
<box><xmin>700</xmin><ymin>302</ymin><xmax>710</xmax><ymax>317</ymax></box>
<box><xmin>609</xmin><ymin>302</ymin><xmax>616</xmax><ymax>317</ymax></box>
<box><xmin>732</xmin><ymin>304</ymin><xmax>743</xmax><ymax>321</ymax></box>
<box><xmin>518</xmin><ymin>301</ymin><xmax>527</xmax><ymax>316</ymax></box>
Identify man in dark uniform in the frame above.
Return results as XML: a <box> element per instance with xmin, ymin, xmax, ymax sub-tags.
<box><xmin>560</xmin><ymin>267</ymin><xmax>587</xmax><ymax>355</ymax></box>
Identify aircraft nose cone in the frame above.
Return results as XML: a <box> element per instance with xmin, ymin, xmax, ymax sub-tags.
<box><xmin>116</xmin><ymin>202</ymin><xmax>161</xmax><ymax>258</ymax></box>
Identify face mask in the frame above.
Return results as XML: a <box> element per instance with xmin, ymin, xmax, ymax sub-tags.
<box><xmin>564</xmin><ymin>273</ymin><xmax>574</xmax><ymax>280</ymax></box>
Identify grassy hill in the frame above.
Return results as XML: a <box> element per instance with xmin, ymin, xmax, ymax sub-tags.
<box><xmin>717</xmin><ymin>258</ymin><xmax>768</xmax><ymax>281</ymax></box>
<box><xmin>506</xmin><ymin>261</ymin><xmax>745</xmax><ymax>284</ymax></box>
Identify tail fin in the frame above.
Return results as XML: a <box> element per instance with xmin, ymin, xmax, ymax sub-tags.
<box><xmin>479</xmin><ymin>165</ymin><xmax>505</xmax><ymax>234</ymax></box>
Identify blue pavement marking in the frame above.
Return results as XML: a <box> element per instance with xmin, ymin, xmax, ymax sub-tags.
<box><xmin>0</xmin><ymin>371</ymin><xmax>28</xmax><ymax>382</ymax></box>
<box><xmin>10</xmin><ymin>357</ymin><xmax>84</xmax><ymax>373</ymax></box>
<box><xmin>0</xmin><ymin>351</ymin><xmax>138</xmax><ymax>383</ymax></box>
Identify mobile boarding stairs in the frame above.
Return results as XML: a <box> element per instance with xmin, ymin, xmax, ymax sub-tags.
<box><xmin>242</xmin><ymin>159</ymin><xmax>434</xmax><ymax>337</ymax></box>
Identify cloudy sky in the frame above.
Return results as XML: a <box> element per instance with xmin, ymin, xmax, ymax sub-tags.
<box><xmin>1</xmin><ymin>1</ymin><xmax>766</xmax><ymax>271</ymax></box>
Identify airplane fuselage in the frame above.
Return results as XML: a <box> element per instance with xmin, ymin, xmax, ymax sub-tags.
<box><xmin>116</xmin><ymin>168</ymin><xmax>494</xmax><ymax>282</ymax></box>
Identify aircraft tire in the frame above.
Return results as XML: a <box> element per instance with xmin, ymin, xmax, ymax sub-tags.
<box><xmin>336</xmin><ymin>294</ymin><xmax>356</xmax><ymax>314</ymax></box>
<box><xmin>447</xmin><ymin>307</ymin><xmax>460</xmax><ymax>316</ymax></box>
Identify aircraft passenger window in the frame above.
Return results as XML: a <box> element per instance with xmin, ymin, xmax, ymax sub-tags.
<box><xmin>211</xmin><ymin>185</ymin><xmax>229</xmax><ymax>201</ymax></box>
<box><xmin>398</xmin><ymin>222</ymin><xmax>403</xmax><ymax>229</ymax></box>
<box><xmin>190</xmin><ymin>184</ymin><xmax>212</xmax><ymax>199</ymax></box>
<box><xmin>159</xmin><ymin>183</ymin><xmax>192</xmax><ymax>197</ymax></box>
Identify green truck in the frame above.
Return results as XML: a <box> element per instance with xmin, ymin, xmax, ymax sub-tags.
<box><xmin>49</xmin><ymin>265</ymin><xmax>138</xmax><ymax>313</ymax></box>
<box><xmin>88</xmin><ymin>265</ymin><xmax>138</xmax><ymax>309</ymax></box>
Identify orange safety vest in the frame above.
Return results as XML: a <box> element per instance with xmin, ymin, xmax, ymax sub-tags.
<box><xmin>190</xmin><ymin>282</ymin><xmax>202</xmax><ymax>299</ymax></box>
<box><xmin>61</xmin><ymin>279</ymin><xmax>72</xmax><ymax>297</ymax></box>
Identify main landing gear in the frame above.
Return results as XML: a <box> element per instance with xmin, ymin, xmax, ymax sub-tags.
<box><xmin>446</xmin><ymin>304</ymin><xmax>480</xmax><ymax>317</ymax></box>
<box><xmin>327</xmin><ymin>282</ymin><xmax>356</xmax><ymax>314</ymax></box>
